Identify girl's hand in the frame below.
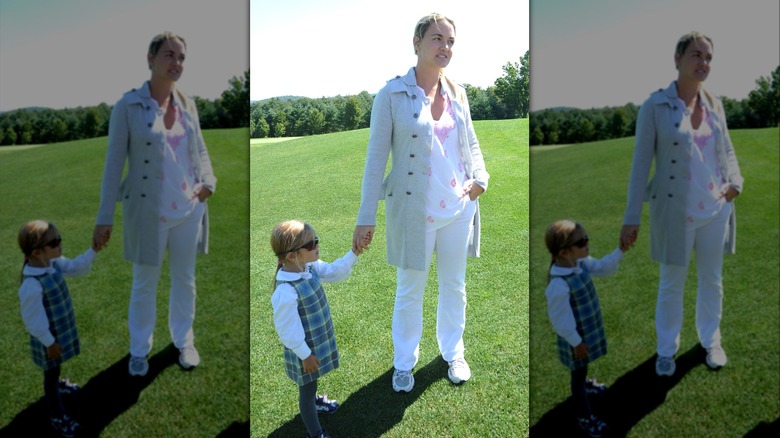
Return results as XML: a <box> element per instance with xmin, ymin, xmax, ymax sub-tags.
<box><xmin>47</xmin><ymin>342</ymin><xmax>63</xmax><ymax>360</ymax></box>
<box><xmin>302</xmin><ymin>354</ymin><xmax>320</xmax><ymax>373</ymax></box>
<box><xmin>573</xmin><ymin>342</ymin><xmax>589</xmax><ymax>360</ymax></box>
<box><xmin>194</xmin><ymin>186</ymin><xmax>213</xmax><ymax>203</ymax></box>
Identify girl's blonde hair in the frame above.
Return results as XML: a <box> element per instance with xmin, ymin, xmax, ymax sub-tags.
<box><xmin>270</xmin><ymin>220</ymin><xmax>316</xmax><ymax>289</ymax></box>
<box><xmin>413</xmin><ymin>13</ymin><xmax>456</xmax><ymax>55</ymax></box>
<box><xmin>18</xmin><ymin>220</ymin><xmax>59</xmax><ymax>282</ymax></box>
<box><xmin>544</xmin><ymin>220</ymin><xmax>587</xmax><ymax>281</ymax></box>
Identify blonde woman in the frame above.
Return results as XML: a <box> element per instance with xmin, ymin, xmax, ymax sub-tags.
<box><xmin>353</xmin><ymin>13</ymin><xmax>489</xmax><ymax>392</ymax></box>
<box><xmin>94</xmin><ymin>32</ymin><xmax>216</xmax><ymax>377</ymax></box>
<box><xmin>621</xmin><ymin>32</ymin><xmax>743</xmax><ymax>377</ymax></box>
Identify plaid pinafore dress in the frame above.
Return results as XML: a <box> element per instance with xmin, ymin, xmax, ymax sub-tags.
<box><xmin>280</xmin><ymin>268</ymin><xmax>339</xmax><ymax>385</ymax></box>
<box><xmin>25</xmin><ymin>263</ymin><xmax>80</xmax><ymax>371</ymax></box>
<box><xmin>554</xmin><ymin>264</ymin><xmax>607</xmax><ymax>370</ymax></box>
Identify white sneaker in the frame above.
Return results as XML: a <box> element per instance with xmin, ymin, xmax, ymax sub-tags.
<box><xmin>447</xmin><ymin>358</ymin><xmax>471</xmax><ymax>384</ymax></box>
<box><xmin>179</xmin><ymin>346</ymin><xmax>201</xmax><ymax>369</ymax></box>
<box><xmin>392</xmin><ymin>369</ymin><xmax>414</xmax><ymax>393</ymax></box>
<box><xmin>706</xmin><ymin>346</ymin><xmax>727</xmax><ymax>369</ymax></box>
<box><xmin>128</xmin><ymin>355</ymin><xmax>149</xmax><ymax>377</ymax></box>
<box><xmin>655</xmin><ymin>355</ymin><xmax>675</xmax><ymax>377</ymax></box>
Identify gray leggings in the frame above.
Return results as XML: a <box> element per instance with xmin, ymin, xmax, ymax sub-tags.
<box><xmin>299</xmin><ymin>379</ymin><xmax>321</xmax><ymax>437</ymax></box>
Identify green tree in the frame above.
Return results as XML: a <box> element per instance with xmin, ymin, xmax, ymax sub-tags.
<box><xmin>494</xmin><ymin>51</ymin><xmax>530</xmax><ymax>118</ymax></box>
<box><xmin>219</xmin><ymin>70</ymin><xmax>250</xmax><ymax>128</ymax></box>
<box><xmin>342</xmin><ymin>96</ymin><xmax>363</xmax><ymax>131</ymax></box>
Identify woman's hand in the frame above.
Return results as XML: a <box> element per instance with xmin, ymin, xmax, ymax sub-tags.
<box><xmin>463</xmin><ymin>181</ymin><xmax>485</xmax><ymax>201</ymax></box>
<box><xmin>353</xmin><ymin>225</ymin><xmax>375</xmax><ymax>254</ymax></box>
<box><xmin>302</xmin><ymin>354</ymin><xmax>320</xmax><ymax>373</ymax></box>
<box><xmin>721</xmin><ymin>186</ymin><xmax>739</xmax><ymax>203</ymax></box>
<box><xmin>194</xmin><ymin>186</ymin><xmax>213</xmax><ymax>203</ymax></box>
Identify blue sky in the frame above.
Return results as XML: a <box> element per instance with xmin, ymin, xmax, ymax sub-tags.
<box><xmin>531</xmin><ymin>0</ymin><xmax>780</xmax><ymax>109</ymax></box>
<box><xmin>0</xmin><ymin>0</ymin><xmax>248</xmax><ymax>111</ymax></box>
<box><xmin>250</xmin><ymin>0</ymin><xmax>530</xmax><ymax>100</ymax></box>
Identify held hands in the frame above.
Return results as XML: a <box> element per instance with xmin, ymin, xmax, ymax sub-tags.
<box><xmin>302</xmin><ymin>354</ymin><xmax>320</xmax><ymax>374</ymax></box>
<box><xmin>92</xmin><ymin>224</ymin><xmax>112</xmax><ymax>251</ymax></box>
<box><xmin>46</xmin><ymin>342</ymin><xmax>63</xmax><ymax>360</ymax></box>
<box><xmin>352</xmin><ymin>225</ymin><xmax>374</xmax><ymax>255</ymax></box>
<box><xmin>573</xmin><ymin>342</ymin><xmax>589</xmax><ymax>360</ymax></box>
<box><xmin>619</xmin><ymin>224</ymin><xmax>639</xmax><ymax>252</ymax></box>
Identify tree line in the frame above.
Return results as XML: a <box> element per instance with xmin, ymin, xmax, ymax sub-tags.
<box><xmin>250</xmin><ymin>52</ymin><xmax>530</xmax><ymax>138</ymax></box>
<box><xmin>530</xmin><ymin>66</ymin><xmax>780</xmax><ymax>146</ymax></box>
<box><xmin>0</xmin><ymin>71</ymin><xmax>249</xmax><ymax>147</ymax></box>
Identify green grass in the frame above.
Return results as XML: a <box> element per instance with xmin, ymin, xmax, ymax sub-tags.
<box><xmin>250</xmin><ymin>119</ymin><xmax>529</xmax><ymax>437</ymax></box>
<box><xmin>529</xmin><ymin>128</ymin><xmax>780</xmax><ymax>437</ymax></box>
<box><xmin>0</xmin><ymin>129</ymin><xmax>249</xmax><ymax>436</ymax></box>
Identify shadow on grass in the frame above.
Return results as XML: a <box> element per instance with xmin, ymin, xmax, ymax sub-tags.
<box><xmin>269</xmin><ymin>358</ymin><xmax>448</xmax><ymax>438</ymax></box>
<box><xmin>531</xmin><ymin>344</ymin><xmax>706</xmax><ymax>437</ymax></box>
<box><xmin>1</xmin><ymin>344</ymin><xmax>179</xmax><ymax>437</ymax></box>
<box><xmin>217</xmin><ymin>420</ymin><xmax>250</xmax><ymax>437</ymax></box>
<box><xmin>745</xmin><ymin>417</ymin><xmax>780</xmax><ymax>438</ymax></box>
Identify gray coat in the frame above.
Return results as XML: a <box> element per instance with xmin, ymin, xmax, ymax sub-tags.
<box><xmin>357</xmin><ymin>67</ymin><xmax>489</xmax><ymax>270</ymax></box>
<box><xmin>96</xmin><ymin>82</ymin><xmax>217</xmax><ymax>266</ymax></box>
<box><xmin>623</xmin><ymin>81</ymin><xmax>743</xmax><ymax>266</ymax></box>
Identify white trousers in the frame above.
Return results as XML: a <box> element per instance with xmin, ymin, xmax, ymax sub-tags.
<box><xmin>129</xmin><ymin>202</ymin><xmax>204</xmax><ymax>357</ymax></box>
<box><xmin>393</xmin><ymin>201</ymin><xmax>476</xmax><ymax>371</ymax></box>
<box><xmin>656</xmin><ymin>202</ymin><xmax>732</xmax><ymax>357</ymax></box>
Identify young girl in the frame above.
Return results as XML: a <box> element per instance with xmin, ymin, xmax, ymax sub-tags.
<box><xmin>544</xmin><ymin>220</ymin><xmax>626</xmax><ymax>438</ymax></box>
<box><xmin>270</xmin><ymin>220</ymin><xmax>361</xmax><ymax>438</ymax></box>
<box><xmin>17</xmin><ymin>220</ymin><xmax>100</xmax><ymax>437</ymax></box>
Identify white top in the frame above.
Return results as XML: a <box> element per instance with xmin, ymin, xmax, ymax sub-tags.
<box><xmin>271</xmin><ymin>250</ymin><xmax>358</xmax><ymax>360</ymax></box>
<box><xmin>680</xmin><ymin>100</ymin><xmax>727</xmax><ymax>222</ymax></box>
<box><xmin>545</xmin><ymin>248</ymin><xmax>623</xmax><ymax>347</ymax></box>
<box><xmin>18</xmin><ymin>248</ymin><xmax>97</xmax><ymax>347</ymax></box>
<box><xmin>420</xmin><ymin>89</ymin><xmax>471</xmax><ymax>227</ymax></box>
<box><xmin>158</xmin><ymin>99</ymin><xmax>199</xmax><ymax>223</ymax></box>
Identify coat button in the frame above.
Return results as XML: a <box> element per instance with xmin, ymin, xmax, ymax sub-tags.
<box><xmin>668</xmin><ymin>194</ymin><xmax>673</xmax><ymax>197</ymax></box>
<box><xmin>396</xmin><ymin>75</ymin><xmax>401</xmax><ymax>78</ymax></box>
<box><xmin>148</xmin><ymin>123</ymin><xmax>152</xmax><ymax>127</ymax></box>
<box><xmin>671</xmin><ymin>160</ymin><xmax>676</xmax><ymax>163</ymax></box>
<box><xmin>146</xmin><ymin>105</ymin><xmax>150</xmax><ymax>110</ymax></box>
<box><xmin>412</xmin><ymin>95</ymin><xmax>417</xmax><ymax>100</ymax></box>
<box><xmin>141</xmin><ymin>194</ymin><xmax>146</xmax><ymax>198</ymax></box>
<box><xmin>674</xmin><ymin>123</ymin><xmax>679</xmax><ymax>127</ymax></box>
<box><xmin>147</xmin><ymin>141</ymin><xmax>151</xmax><ymax>146</ymax></box>
<box><xmin>670</xmin><ymin>176</ymin><xmax>675</xmax><ymax>179</ymax></box>
<box><xmin>673</xmin><ymin>142</ymin><xmax>678</xmax><ymax>145</ymax></box>
<box><xmin>673</xmin><ymin>105</ymin><xmax>678</xmax><ymax>110</ymax></box>
<box><xmin>412</xmin><ymin>134</ymin><xmax>417</xmax><ymax>138</ymax></box>
<box><xmin>413</xmin><ymin>113</ymin><xmax>419</xmax><ymax>118</ymax></box>
<box><xmin>408</xmin><ymin>171</ymin><xmax>413</xmax><ymax>175</ymax></box>
<box><xmin>410</xmin><ymin>154</ymin><xmax>415</xmax><ymax>158</ymax></box>
<box><xmin>406</xmin><ymin>191</ymin><xmax>411</xmax><ymax>195</ymax></box>
<box><xmin>144</xmin><ymin>160</ymin><xmax>149</xmax><ymax>163</ymax></box>
<box><xmin>143</xmin><ymin>176</ymin><xmax>148</xmax><ymax>179</ymax></box>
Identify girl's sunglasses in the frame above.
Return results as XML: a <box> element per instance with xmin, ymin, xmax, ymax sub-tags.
<box><xmin>569</xmin><ymin>236</ymin><xmax>589</xmax><ymax>248</ymax></box>
<box><xmin>291</xmin><ymin>236</ymin><xmax>319</xmax><ymax>252</ymax></box>
<box><xmin>42</xmin><ymin>235</ymin><xmax>62</xmax><ymax>249</ymax></box>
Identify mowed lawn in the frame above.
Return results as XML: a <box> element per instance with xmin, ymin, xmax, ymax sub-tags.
<box><xmin>250</xmin><ymin>119</ymin><xmax>530</xmax><ymax>437</ymax></box>
<box><xmin>0</xmin><ymin>129</ymin><xmax>250</xmax><ymax>437</ymax></box>
<box><xmin>528</xmin><ymin>128</ymin><xmax>780</xmax><ymax>437</ymax></box>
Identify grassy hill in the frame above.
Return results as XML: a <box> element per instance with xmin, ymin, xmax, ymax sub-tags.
<box><xmin>529</xmin><ymin>128</ymin><xmax>779</xmax><ymax>436</ymax></box>
<box><xmin>0</xmin><ymin>129</ymin><xmax>250</xmax><ymax>436</ymax></box>
<box><xmin>250</xmin><ymin>119</ymin><xmax>530</xmax><ymax>437</ymax></box>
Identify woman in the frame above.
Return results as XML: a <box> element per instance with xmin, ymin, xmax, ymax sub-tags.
<box><xmin>93</xmin><ymin>32</ymin><xmax>216</xmax><ymax>377</ymax></box>
<box><xmin>353</xmin><ymin>13</ymin><xmax>489</xmax><ymax>393</ymax></box>
<box><xmin>620</xmin><ymin>32</ymin><xmax>743</xmax><ymax>377</ymax></box>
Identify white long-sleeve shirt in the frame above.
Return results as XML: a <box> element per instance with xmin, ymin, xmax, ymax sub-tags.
<box><xmin>271</xmin><ymin>250</ymin><xmax>358</xmax><ymax>360</ymax></box>
<box><xmin>18</xmin><ymin>248</ymin><xmax>97</xmax><ymax>347</ymax></box>
<box><xmin>545</xmin><ymin>248</ymin><xmax>624</xmax><ymax>348</ymax></box>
